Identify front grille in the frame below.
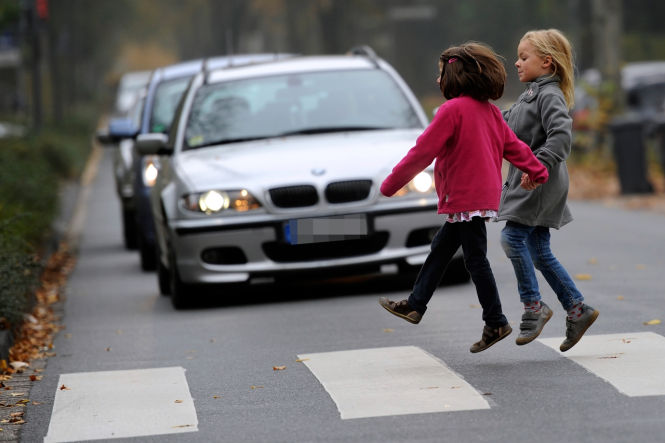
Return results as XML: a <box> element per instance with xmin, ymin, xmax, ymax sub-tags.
<box><xmin>262</xmin><ymin>232</ymin><xmax>389</xmax><ymax>263</ymax></box>
<box><xmin>325</xmin><ymin>180</ymin><xmax>372</xmax><ymax>203</ymax></box>
<box><xmin>269</xmin><ymin>185</ymin><xmax>318</xmax><ymax>208</ymax></box>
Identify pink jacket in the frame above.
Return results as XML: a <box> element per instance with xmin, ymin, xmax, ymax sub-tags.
<box><xmin>381</xmin><ymin>96</ymin><xmax>548</xmax><ymax>214</ymax></box>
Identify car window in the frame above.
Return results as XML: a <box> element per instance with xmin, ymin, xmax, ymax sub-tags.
<box><xmin>184</xmin><ymin>69</ymin><xmax>421</xmax><ymax>150</ymax></box>
<box><xmin>150</xmin><ymin>76</ymin><xmax>193</xmax><ymax>134</ymax></box>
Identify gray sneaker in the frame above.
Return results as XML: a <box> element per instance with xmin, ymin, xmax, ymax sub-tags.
<box><xmin>560</xmin><ymin>304</ymin><xmax>599</xmax><ymax>352</ymax></box>
<box><xmin>379</xmin><ymin>297</ymin><xmax>422</xmax><ymax>324</ymax></box>
<box><xmin>516</xmin><ymin>302</ymin><xmax>553</xmax><ymax>346</ymax></box>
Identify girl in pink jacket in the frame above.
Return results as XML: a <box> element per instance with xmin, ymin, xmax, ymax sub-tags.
<box><xmin>379</xmin><ymin>42</ymin><xmax>549</xmax><ymax>353</ymax></box>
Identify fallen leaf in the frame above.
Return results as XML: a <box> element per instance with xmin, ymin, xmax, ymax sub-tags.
<box><xmin>212</xmin><ymin>395</ymin><xmax>221</xmax><ymax>399</ymax></box>
<box><xmin>10</xmin><ymin>362</ymin><xmax>28</xmax><ymax>371</ymax></box>
<box><xmin>10</xmin><ymin>393</ymin><xmax>24</xmax><ymax>397</ymax></box>
<box><xmin>105</xmin><ymin>347</ymin><xmax>111</xmax><ymax>352</ymax></box>
<box><xmin>635</xmin><ymin>264</ymin><xmax>647</xmax><ymax>270</ymax></box>
<box><xmin>588</xmin><ymin>257</ymin><xmax>598</xmax><ymax>265</ymax></box>
<box><xmin>449</xmin><ymin>386</ymin><xmax>461</xmax><ymax>389</ymax></box>
<box><xmin>172</xmin><ymin>424</ymin><xmax>194</xmax><ymax>429</ymax></box>
<box><xmin>273</xmin><ymin>366</ymin><xmax>286</xmax><ymax>371</ymax></box>
<box><xmin>31</xmin><ymin>401</ymin><xmax>42</xmax><ymax>405</ymax></box>
<box><xmin>16</xmin><ymin>399</ymin><xmax>29</xmax><ymax>405</ymax></box>
<box><xmin>59</xmin><ymin>384</ymin><xmax>70</xmax><ymax>390</ymax></box>
<box><xmin>29</xmin><ymin>375</ymin><xmax>42</xmax><ymax>381</ymax></box>
<box><xmin>420</xmin><ymin>386</ymin><xmax>439</xmax><ymax>390</ymax></box>
<box><xmin>250</xmin><ymin>385</ymin><xmax>264</xmax><ymax>389</ymax></box>
<box><xmin>383</xmin><ymin>328</ymin><xmax>394</xmax><ymax>333</ymax></box>
<box><xmin>0</xmin><ymin>361</ymin><xmax>6</xmax><ymax>371</ymax></box>
<box><xmin>574</xmin><ymin>274</ymin><xmax>592</xmax><ymax>281</ymax></box>
<box><xmin>295</xmin><ymin>358</ymin><xmax>309</xmax><ymax>363</ymax></box>
<box><xmin>469</xmin><ymin>304</ymin><xmax>481</xmax><ymax>309</ymax></box>
<box><xmin>482</xmin><ymin>392</ymin><xmax>493</xmax><ymax>396</ymax></box>
<box><xmin>617</xmin><ymin>295</ymin><xmax>624</xmax><ymax>300</ymax></box>
<box><xmin>621</xmin><ymin>338</ymin><xmax>632</xmax><ymax>343</ymax></box>
<box><xmin>643</xmin><ymin>319</ymin><xmax>661</xmax><ymax>326</ymax></box>
<box><xmin>10</xmin><ymin>412</ymin><xmax>24</xmax><ymax>418</ymax></box>
<box><xmin>174</xmin><ymin>400</ymin><xmax>183</xmax><ymax>403</ymax></box>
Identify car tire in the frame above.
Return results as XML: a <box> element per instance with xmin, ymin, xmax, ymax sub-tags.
<box><xmin>138</xmin><ymin>233</ymin><xmax>157</xmax><ymax>271</ymax></box>
<box><xmin>122</xmin><ymin>208</ymin><xmax>138</xmax><ymax>250</ymax></box>
<box><xmin>399</xmin><ymin>250</ymin><xmax>470</xmax><ymax>286</ymax></box>
<box><xmin>169</xmin><ymin>250</ymin><xmax>192</xmax><ymax>309</ymax></box>
<box><xmin>156</xmin><ymin>243</ymin><xmax>171</xmax><ymax>296</ymax></box>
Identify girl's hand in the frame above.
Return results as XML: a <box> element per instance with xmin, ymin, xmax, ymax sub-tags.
<box><xmin>520</xmin><ymin>172</ymin><xmax>540</xmax><ymax>190</ymax></box>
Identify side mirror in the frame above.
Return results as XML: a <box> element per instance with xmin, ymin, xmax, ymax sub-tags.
<box><xmin>136</xmin><ymin>133</ymin><xmax>171</xmax><ymax>156</ymax></box>
<box><xmin>96</xmin><ymin>118</ymin><xmax>138</xmax><ymax>145</ymax></box>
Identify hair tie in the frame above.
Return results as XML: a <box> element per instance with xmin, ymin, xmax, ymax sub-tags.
<box><xmin>448</xmin><ymin>57</ymin><xmax>458</xmax><ymax>64</ymax></box>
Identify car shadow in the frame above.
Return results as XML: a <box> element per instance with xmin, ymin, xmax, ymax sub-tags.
<box><xmin>183</xmin><ymin>266</ymin><xmax>470</xmax><ymax>310</ymax></box>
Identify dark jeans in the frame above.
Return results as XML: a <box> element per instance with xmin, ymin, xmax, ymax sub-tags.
<box><xmin>407</xmin><ymin>217</ymin><xmax>508</xmax><ymax>328</ymax></box>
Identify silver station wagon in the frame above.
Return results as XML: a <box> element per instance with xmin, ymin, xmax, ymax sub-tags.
<box><xmin>137</xmin><ymin>47</ymin><xmax>467</xmax><ymax>308</ymax></box>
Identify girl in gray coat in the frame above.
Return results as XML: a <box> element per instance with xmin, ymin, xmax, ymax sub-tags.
<box><xmin>498</xmin><ymin>29</ymin><xmax>598</xmax><ymax>352</ymax></box>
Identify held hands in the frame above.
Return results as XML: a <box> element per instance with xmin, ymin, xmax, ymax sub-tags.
<box><xmin>520</xmin><ymin>172</ymin><xmax>541</xmax><ymax>191</ymax></box>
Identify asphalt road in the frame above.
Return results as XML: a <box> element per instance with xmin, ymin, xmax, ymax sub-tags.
<box><xmin>19</xmin><ymin>149</ymin><xmax>665</xmax><ymax>442</ymax></box>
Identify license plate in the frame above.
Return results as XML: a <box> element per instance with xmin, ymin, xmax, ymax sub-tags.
<box><xmin>283</xmin><ymin>214</ymin><xmax>368</xmax><ymax>245</ymax></box>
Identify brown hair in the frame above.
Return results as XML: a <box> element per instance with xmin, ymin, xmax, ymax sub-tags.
<box><xmin>439</xmin><ymin>42</ymin><xmax>506</xmax><ymax>101</ymax></box>
<box><xmin>520</xmin><ymin>29</ymin><xmax>575</xmax><ymax>109</ymax></box>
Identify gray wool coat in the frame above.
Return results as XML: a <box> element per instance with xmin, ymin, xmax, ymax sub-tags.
<box><xmin>497</xmin><ymin>75</ymin><xmax>573</xmax><ymax>229</ymax></box>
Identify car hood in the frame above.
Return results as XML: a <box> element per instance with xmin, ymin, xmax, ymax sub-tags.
<box><xmin>175</xmin><ymin>129</ymin><xmax>424</xmax><ymax>190</ymax></box>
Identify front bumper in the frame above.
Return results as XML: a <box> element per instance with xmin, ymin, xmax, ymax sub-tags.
<box><xmin>168</xmin><ymin>205</ymin><xmax>442</xmax><ymax>284</ymax></box>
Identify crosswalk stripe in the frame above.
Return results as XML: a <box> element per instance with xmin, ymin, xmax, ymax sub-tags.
<box><xmin>298</xmin><ymin>346</ymin><xmax>490</xmax><ymax>419</ymax></box>
<box><xmin>44</xmin><ymin>367</ymin><xmax>198</xmax><ymax>443</ymax></box>
<box><xmin>538</xmin><ymin>332</ymin><xmax>665</xmax><ymax>397</ymax></box>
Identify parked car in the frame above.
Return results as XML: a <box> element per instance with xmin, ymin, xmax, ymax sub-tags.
<box><xmin>97</xmin><ymin>91</ymin><xmax>146</xmax><ymax>249</ymax></box>
<box><xmin>136</xmin><ymin>46</ymin><xmax>469</xmax><ymax>308</ymax></box>
<box><xmin>100</xmin><ymin>55</ymin><xmax>291</xmax><ymax>270</ymax></box>
<box><xmin>114</xmin><ymin>70</ymin><xmax>151</xmax><ymax>116</ymax></box>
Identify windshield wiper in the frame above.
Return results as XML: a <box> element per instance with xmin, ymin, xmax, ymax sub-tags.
<box><xmin>278</xmin><ymin>126</ymin><xmax>390</xmax><ymax>136</ymax></box>
<box><xmin>188</xmin><ymin>136</ymin><xmax>271</xmax><ymax>149</ymax></box>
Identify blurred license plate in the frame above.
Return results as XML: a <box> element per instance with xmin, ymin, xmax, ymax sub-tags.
<box><xmin>284</xmin><ymin>215</ymin><xmax>368</xmax><ymax>245</ymax></box>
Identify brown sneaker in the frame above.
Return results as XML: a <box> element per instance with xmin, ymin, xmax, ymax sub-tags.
<box><xmin>470</xmin><ymin>324</ymin><xmax>512</xmax><ymax>353</ymax></box>
<box><xmin>379</xmin><ymin>297</ymin><xmax>422</xmax><ymax>324</ymax></box>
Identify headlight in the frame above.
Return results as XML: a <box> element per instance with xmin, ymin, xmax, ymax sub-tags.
<box><xmin>183</xmin><ymin>189</ymin><xmax>261</xmax><ymax>214</ymax></box>
<box><xmin>394</xmin><ymin>171</ymin><xmax>435</xmax><ymax>196</ymax></box>
<box><xmin>142</xmin><ymin>156</ymin><xmax>160</xmax><ymax>187</ymax></box>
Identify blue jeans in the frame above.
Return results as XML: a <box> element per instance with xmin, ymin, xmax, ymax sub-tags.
<box><xmin>500</xmin><ymin>221</ymin><xmax>584</xmax><ymax>311</ymax></box>
<box><xmin>408</xmin><ymin>217</ymin><xmax>508</xmax><ymax>328</ymax></box>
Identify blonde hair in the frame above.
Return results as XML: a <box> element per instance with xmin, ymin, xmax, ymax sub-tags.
<box><xmin>520</xmin><ymin>29</ymin><xmax>575</xmax><ymax>109</ymax></box>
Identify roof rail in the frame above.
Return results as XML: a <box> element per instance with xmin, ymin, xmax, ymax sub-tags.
<box><xmin>348</xmin><ymin>45</ymin><xmax>380</xmax><ymax>67</ymax></box>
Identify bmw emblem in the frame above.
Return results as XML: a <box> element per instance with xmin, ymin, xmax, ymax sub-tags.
<box><xmin>311</xmin><ymin>168</ymin><xmax>326</xmax><ymax>176</ymax></box>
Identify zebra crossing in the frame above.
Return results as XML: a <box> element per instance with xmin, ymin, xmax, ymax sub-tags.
<box><xmin>41</xmin><ymin>332</ymin><xmax>665</xmax><ymax>442</ymax></box>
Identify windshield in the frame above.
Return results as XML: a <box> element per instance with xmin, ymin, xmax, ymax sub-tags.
<box><xmin>184</xmin><ymin>69</ymin><xmax>421</xmax><ymax>149</ymax></box>
<box><xmin>150</xmin><ymin>76</ymin><xmax>192</xmax><ymax>133</ymax></box>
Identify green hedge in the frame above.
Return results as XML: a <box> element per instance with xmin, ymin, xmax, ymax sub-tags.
<box><xmin>0</xmin><ymin>117</ymin><xmax>93</xmax><ymax>328</ymax></box>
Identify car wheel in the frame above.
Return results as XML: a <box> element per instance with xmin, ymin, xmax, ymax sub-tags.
<box><xmin>121</xmin><ymin>208</ymin><xmax>138</xmax><ymax>250</ymax></box>
<box><xmin>138</xmin><ymin>232</ymin><xmax>157</xmax><ymax>271</ymax></box>
<box><xmin>156</xmin><ymin>243</ymin><xmax>171</xmax><ymax>296</ymax></box>
<box><xmin>169</xmin><ymin>250</ymin><xmax>192</xmax><ymax>309</ymax></box>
